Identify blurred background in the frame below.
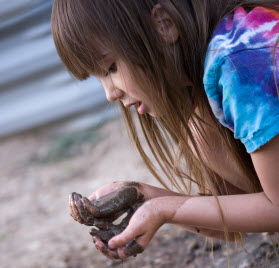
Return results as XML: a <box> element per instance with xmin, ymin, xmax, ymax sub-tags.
<box><xmin>0</xmin><ymin>1</ymin><xmax>278</xmax><ymax>267</ymax></box>
<box><xmin>0</xmin><ymin>0</ymin><xmax>116</xmax><ymax>138</ymax></box>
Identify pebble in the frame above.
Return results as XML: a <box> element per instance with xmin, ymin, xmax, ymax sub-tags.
<box><xmin>266</xmin><ymin>252</ymin><xmax>274</xmax><ymax>259</ymax></box>
<box><xmin>205</xmin><ymin>241</ymin><xmax>222</xmax><ymax>252</ymax></box>
<box><xmin>187</xmin><ymin>239</ymin><xmax>200</xmax><ymax>252</ymax></box>
<box><xmin>154</xmin><ymin>258</ymin><xmax>163</xmax><ymax>264</ymax></box>
<box><xmin>239</xmin><ymin>260</ymin><xmax>253</xmax><ymax>268</ymax></box>
<box><xmin>194</xmin><ymin>248</ymin><xmax>205</xmax><ymax>257</ymax></box>
<box><xmin>184</xmin><ymin>255</ymin><xmax>194</xmax><ymax>264</ymax></box>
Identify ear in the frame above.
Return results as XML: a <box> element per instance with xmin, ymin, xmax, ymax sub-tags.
<box><xmin>151</xmin><ymin>4</ymin><xmax>179</xmax><ymax>44</ymax></box>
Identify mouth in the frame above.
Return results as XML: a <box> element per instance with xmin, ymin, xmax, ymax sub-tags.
<box><xmin>137</xmin><ymin>101</ymin><xmax>145</xmax><ymax>115</ymax></box>
<box><xmin>124</xmin><ymin>101</ymin><xmax>146</xmax><ymax>115</ymax></box>
<box><xmin>125</xmin><ymin>102</ymin><xmax>138</xmax><ymax>108</ymax></box>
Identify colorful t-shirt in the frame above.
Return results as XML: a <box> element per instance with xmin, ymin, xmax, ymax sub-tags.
<box><xmin>203</xmin><ymin>7</ymin><xmax>279</xmax><ymax>153</ymax></box>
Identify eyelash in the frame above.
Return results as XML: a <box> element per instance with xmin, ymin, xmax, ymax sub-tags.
<box><xmin>104</xmin><ymin>63</ymin><xmax>117</xmax><ymax>77</ymax></box>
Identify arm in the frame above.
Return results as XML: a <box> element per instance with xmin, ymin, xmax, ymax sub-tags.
<box><xmin>107</xmin><ymin>135</ymin><xmax>279</xmax><ymax>258</ymax></box>
<box><xmin>164</xmin><ymin>129</ymin><xmax>279</xmax><ymax>230</ymax></box>
<box><xmin>165</xmin><ymin>192</ymin><xmax>279</xmax><ymax>233</ymax></box>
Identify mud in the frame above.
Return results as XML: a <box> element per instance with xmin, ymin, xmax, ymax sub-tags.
<box><xmin>69</xmin><ymin>183</ymin><xmax>144</xmax><ymax>258</ymax></box>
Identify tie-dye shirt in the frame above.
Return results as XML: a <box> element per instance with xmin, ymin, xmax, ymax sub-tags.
<box><xmin>203</xmin><ymin>7</ymin><xmax>279</xmax><ymax>153</ymax></box>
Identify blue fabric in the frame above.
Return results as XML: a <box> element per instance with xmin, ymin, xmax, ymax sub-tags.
<box><xmin>203</xmin><ymin>7</ymin><xmax>279</xmax><ymax>153</ymax></box>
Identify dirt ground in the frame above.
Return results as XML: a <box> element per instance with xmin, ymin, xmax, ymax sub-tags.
<box><xmin>0</xmin><ymin>116</ymin><xmax>279</xmax><ymax>268</ymax></box>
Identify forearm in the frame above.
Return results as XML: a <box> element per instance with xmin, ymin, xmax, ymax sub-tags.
<box><xmin>159</xmin><ymin>192</ymin><xmax>279</xmax><ymax>233</ymax></box>
<box><xmin>175</xmin><ymin>224</ymin><xmax>238</xmax><ymax>241</ymax></box>
<box><xmin>141</xmin><ymin>182</ymin><xmax>185</xmax><ymax>200</ymax></box>
<box><xmin>142</xmin><ymin>183</ymin><xmax>243</xmax><ymax>239</ymax></box>
<box><xmin>141</xmin><ymin>184</ymin><xmax>237</xmax><ymax>240</ymax></box>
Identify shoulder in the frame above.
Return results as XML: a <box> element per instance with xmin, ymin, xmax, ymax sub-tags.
<box><xmin>203</xmin><ymin>7</ymin><xmax>279</xmax><ymax>153</ymax></box>
<box><xmin>204</xmin><ymin>6</ymin><xmax>279</xmax><ymax>85</ymax></box>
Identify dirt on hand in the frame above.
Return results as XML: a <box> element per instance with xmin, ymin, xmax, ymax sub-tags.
<box><xmin>69</xmin><ymin>183</ymin><xmax>144</xmax><ymax>258</ymax></box>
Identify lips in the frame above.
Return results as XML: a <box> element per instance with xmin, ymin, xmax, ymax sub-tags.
<box><xmin>125</xmin><ymin>102</ymin><xmax>138</xmax><ymax>108</ymax></box>
<box><xmin>137</xmin><ymin>101</ymin><xmax>145</xmax><ymax>114</ymax></box>
<box><xmin>124</xmin><ymin>101</ymin><xmax>145</xmax><ymax>114</ymax></box>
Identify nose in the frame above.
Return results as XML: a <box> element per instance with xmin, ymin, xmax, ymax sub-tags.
<box><xmin>101</xmin><ymin>80</ymin><xmax>123</xmax><ymax>102</ymax></box>
<box><xmin>105</xmin><ymin>87</ymin><xmax>123</xmax><ymax>102</ymax></box>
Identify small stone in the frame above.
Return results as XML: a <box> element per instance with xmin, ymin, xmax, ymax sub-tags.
<box><xmin>205</xmin><ymin>241</ymin><xmax>222</xmax><ymax>252</ymax></box>
<box><xmin>106</xmin><ymin>259</ymin><xmax>114</xmax><ymax>267</ymax></box>
<box><xmin>239</xmin><ymin>260</ymin><xmax>253</xmax><ymax>268</ymax></box>
<box><xmin>266</xmin><ymin>252</ymin><xmax>274</xmax><ymax>259</ymax></box>
<box><xmin>255</xmin><ymin>250</ymin><xmax>266</xmax><ymax>260</ymax></box>
<box><xmin>63</xmin><ymin>255</ymin><xmax>70</xmax><ymax>263</ymax></box>
<box><xmin>184</xmin><ymin>256</ymin><xmax>194</xmax><ymax>264</ymax></box>
<box><xmin>154</xmin><ymin>258</ymin><xmax>163</xmax><ymax>264</ymax></box>
<box><xmin>259</xmin><ymin>241</ymin><xmax>269</xmax><ymax>247</ymax></box>
<box><xmin>194</xmin><ymin>248</ymin><xmax>205</xmax><ymax>257</ymax></box>
<box><xmin>187</xmin><ymin>239</ymin><xmax>200</xmax><ymax>252</ymax></box>
<box><xmin>222</xmin><ymin>247</ymin><xmax>235</xmax><ymax>256</ymax></box>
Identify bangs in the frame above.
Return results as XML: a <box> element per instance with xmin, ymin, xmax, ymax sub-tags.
<box><xmin>51</xmin><ymin>0</ymin><xmax>109</xmax><ymax>80</ymax></box>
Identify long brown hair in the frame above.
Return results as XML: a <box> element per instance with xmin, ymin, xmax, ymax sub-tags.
<box><xmin>51</xmin><ymin>0</ymin><xmax>279</xmax><ymax>243</ymax></box>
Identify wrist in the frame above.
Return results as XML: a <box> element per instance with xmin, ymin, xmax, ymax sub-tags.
<box><xmin>149</xmin><ymin>196</ymin><xmax>188</xmax><ymax>224</ymax></box>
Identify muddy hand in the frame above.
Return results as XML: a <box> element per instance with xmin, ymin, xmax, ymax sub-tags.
<box><xmin>92</xmin><ymin>236</ymin><xmax>144</xmax><ymax>260</ymax></box>
<box><xmin>69</xmin><ymin>182</ymin><xmax>144</xmax><ymax>223</ymax></box>
<box><xmin>91</xmin><ymin>182</ymin><xmax>144</xmax><ymax>218</ymax></box>
<box><xmin>69</xmin><ymin>192</ymin><xmax>96</xmax><ymax>225</ymax></box>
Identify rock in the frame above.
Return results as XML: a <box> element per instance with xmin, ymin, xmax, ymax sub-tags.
<box><xmin>266</xmin><ymin>252</ymin><xmax>274</xmax><ymax>259</ymax></box>
<box><xmin>154</xmin><ymin>258</ymin><xmax>163</xmax><ymax>265</ymax></box>
<box><xmin>205</xmin><ymin>241</ymin><xmax>222</xmax><ymax>252</ymax></box>
<box><xmin>187</xmin><ymin>239</ymin><xmax>200</xmax><ymax>252</ymax></box>
<box><xmin>239</xmin><ymin>260</ymin><xmax>253</xmax><ymax>268</ymax></box>
<box><xmin>184</xmin><ymin>255</ymin><xmax>194</xmax><ymax>264</ymax></box>
<box><xmin>194</xmin><ymin>248</ymin><xmax>205</xmax><ymax>257</ymax></box>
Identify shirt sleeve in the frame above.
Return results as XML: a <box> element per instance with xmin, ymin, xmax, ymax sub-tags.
<box><xmin>218</xmin><ymin>47</ymin><xmax>279</xmax><ymax>153</ymax></box>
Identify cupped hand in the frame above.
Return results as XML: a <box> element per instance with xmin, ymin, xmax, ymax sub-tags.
<box><xmin>87</xmin><ymin>181</ymin><xmax>128</xmax><ymax>201</ymax></box>
<box><xmin>69</xmin><ymin>181</ymin><xmax>144</xmax><ymax>223</ymax></box>
<box><xmin>69</xmin><ymin>182</ymin><xmax>182</xmax><ymax>260</ymax></box>
<box><xmin>100</xmin><ymin>198</ymin><xmax>167</xmax><ymax>260</ymax></box>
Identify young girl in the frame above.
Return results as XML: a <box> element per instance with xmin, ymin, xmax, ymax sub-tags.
<box><xmin>51</xmin><ymin>0</ymin><xmax>279</xmax><ymax>260</ymax></box>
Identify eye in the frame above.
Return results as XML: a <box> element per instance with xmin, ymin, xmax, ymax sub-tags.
<box><xmin>104</xmin><ymin>63</ymin><xmax>117</xmax><ymax>77</ymax></box>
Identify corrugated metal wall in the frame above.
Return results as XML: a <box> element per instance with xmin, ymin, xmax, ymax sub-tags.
<box><xmin>0</xmin><ymin>0</ymin><xmax>114</xmax><ymax>138</ymax></box>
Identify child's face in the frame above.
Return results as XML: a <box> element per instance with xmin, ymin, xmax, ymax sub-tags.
<box><xmin>96</xmin><ymin>50</ymin><xmax>157</xmax><ymax>117</ymax></box>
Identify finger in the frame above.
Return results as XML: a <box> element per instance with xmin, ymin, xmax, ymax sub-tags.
<box><xmin>124</xmin><ymin>239</ymin><xmax>144</xmax><ymax>256</ymax></box>
<box><xmin>69</xmin><ymin>193</ymin><xmax>84</xmax><ymax>223</ymax></box>
<box><xmin>88</xmin><ymin>181</ymin><xmax>124</xmax><ymax>201</ymax></box>
<box><xmin>117</xmin><ymin>239</ymin><xmax>144</xmax><ymax>259</ymax></box>
<box><xmin>69</xmin><ymin>192</ymin><xmax>77</xmax><ymax>217</ymax></box>
<box><xmin>82</xmin><ymin>197</ymin><xmax>101</xmax><ymax>217</ymax></box>
<box><xmin>88</xmin><ymin>192</ymin><xmax>97</xmax><ymax>201</ymax></box>
<box><xmin>69</xmin><ymin>194</ymin><xmax>75</xmax><ymax>219</ymax></box>
<box><xmin>94</xmin><ymin>187</ymin><xmax>139</xmax><ymax>218</ymax></box>
<box><xmin>76</xmin><ymin>198</ymin><xmax>95</xmax><ymax>225</ymax></box>
<box><xmin>93</xmin><ymin>236</ymin><xmax>120</xmax><ymax>259</ymax></box>
<box><xmin>108</xmin><ymin>226</ymin><xmax>142</xmax><ymax>249</ymax></box>
<box><xmin>73</xmin><ymin>193</ymin><xmax>86</xmax><ymax>224</ymax></box>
